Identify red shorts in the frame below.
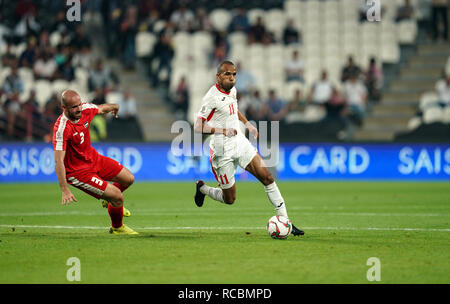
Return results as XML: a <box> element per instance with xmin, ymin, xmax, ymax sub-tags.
<box><xmin>66</xmin><ymin>155</ymin><xmax>124</xmax><ymax>199</ymax></box>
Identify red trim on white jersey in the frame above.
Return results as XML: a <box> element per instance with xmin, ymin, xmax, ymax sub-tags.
<box><xmin>215</xmin><ymin>84</ymin><xmax>230</xmax><ymax>95</ymax></box>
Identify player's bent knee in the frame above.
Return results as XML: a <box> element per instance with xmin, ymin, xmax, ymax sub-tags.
<box><xmin>223</xmin><ymin>193</ymin><xmax>236</xmax><ymax>205</ymax></box>
<box><xmin>104</xmin><ymin>185</ymin><xmax>124</xmax><ymax>206</ymax></box>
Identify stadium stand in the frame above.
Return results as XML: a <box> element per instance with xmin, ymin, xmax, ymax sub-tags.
<box><xmin>1</xmin><ymin>0</ymin><xmax>449</xmax><ymax>143</ymax></box>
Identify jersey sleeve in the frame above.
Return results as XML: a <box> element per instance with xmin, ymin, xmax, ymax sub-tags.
<box><xmin>53</xmin><ymin>117</ymin><xmax>70</xmax><ymax>151</ymax></box>
<box><xmin>197</xmin><ymin>96</ymin><xmax>216</xmax><ymax>121</ymax></box>
<box><xmin>81</xmin><ymin>103</ymin><xmax>99</xmax><ymax>122</ymax></box>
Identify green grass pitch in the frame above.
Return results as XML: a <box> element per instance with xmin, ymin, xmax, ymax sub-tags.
<box><xmin>0</xmin><ymin>181</ymin><xmax>449</xmax><ymax>284</ymax></box>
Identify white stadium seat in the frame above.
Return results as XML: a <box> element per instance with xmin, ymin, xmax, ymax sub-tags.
<box><xmin>407</xmin><ymin>116</ymin><xmax>422</xmax><ymax>130</ymax></box>
<box><xmin>52</xmin><ymin>79</ymin><xmax>70</xmax><ymax>95</ymax></box>
<box><xmin>136</xmin><ymin>32</ymin><xmax>157</xmax><ymax>57</ymax></box>
<box><xmin>210</xmin><ymin>9</ymin><xmax>232</xmax><ymax>32</ymax></box>
<box><xmin>419</xmin><ymin>91</ymin><xmax>439</xmax><ymax>111</ymax></box>
<box><xmin>248</xmin><ymin>8</ymin><xmax>266</xmax><ymax>25</ymax></box>
<box><xmin>423</xmin><ymin>107</ymin><xmax>443</xmax><ymax>124</ymax></box>
<box><xmin>34</xmin><ymin>80</ymin><xmax>53</xmax><ymax>108</ymax></box>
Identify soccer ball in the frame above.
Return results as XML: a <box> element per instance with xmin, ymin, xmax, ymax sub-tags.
<box><xmin>266</xmin><ymin>215</ymin><xmax>292</xmax><ymax>239</ymax></box>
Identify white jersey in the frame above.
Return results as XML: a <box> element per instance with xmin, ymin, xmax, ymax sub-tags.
<box><xmin>197</xmin><ymin>84</ymin><xmax>245</xmax><ymax>154</ymax></box>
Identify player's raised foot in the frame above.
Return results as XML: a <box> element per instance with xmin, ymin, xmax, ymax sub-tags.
<box><xmin>194</xmin><ymin>180</ymin><xmax>206</xmax><ymax>207</ymax></box>
<box><xmin>291</xmin><ymin>223</ymin><xmax>305</xmax><ymax>236</ymax></box>
<box><xmin>109</xmin><ymin>224</ymin><xmax>138</xmax><ymax>235</ymax></box>
<box><xmin>101</xmin><ymin>200</ymin><xmax>131</xmax><ymax>217</ymax></box>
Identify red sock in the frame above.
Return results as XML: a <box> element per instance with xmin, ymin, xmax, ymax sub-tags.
<box><xmin>113</xmin><ymin>182</ymin><xmax>129</xmax><ymax>193</ymax></box>
<box><xmin>108</xmin><ymin>204</ymin><xmax>123</xmax><ymax>228</ymax></box>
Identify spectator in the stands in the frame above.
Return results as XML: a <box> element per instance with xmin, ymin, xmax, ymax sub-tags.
<box><xmin>3</xmin><ymin>92</ymin><xmax>22</xmax><ymax>138</ymax></box>
<box><xmin>283</xmin><ymin>19</ymin><xmax>301</xmax><ymax>45</ymax></box>
<box><xmin>19</xmin><ymin>37</ymin><xmax>37</xmax><ymax>68</ymax></box>
<box><xmin>212</xmin><ymin>41</ymin><xmax>228</xmax><ymax>68</ymax></box>
<box><xmin>326</xmin><ymin>88</ymin><xmax>346</xmax><ymax>120</ymax></box>
<box><xmin>266</xmin><ymin>89</ymin><xmax>288</xmax><ymax>122</ymax></box>
<box><xmin>364</xmin><ymin>57</ymin><xmax>383</xmax><ymax>103</ymax></box>
<box><xmin>88</xmin><ymin>59</ymin><xmax>118</xmax><ymax>92</ymax></box>
<box><xmin>151</xmin><ymin>31</ymin><xmax>174</xmax><ymax>87</ymax></box>
<box><xmin>58</xmin><ymin>58</ymin><xmax>75</xmax><ymax>81</ymax></box>
<box><xmin>308</xmin><ymin>70</ymin><xmax>334</xmax><ymax>108</ymax></box>
<box><xmin>246</xmin><ymin>90</ymin><xmax>267</xmax><ymax>122</ymax></box>
<box><xmin>431</xmin><ymin>0</ymin><xmax>448</xmax><ymax>41</ymax></box>
<box><xmin>396</xmin><ymin>0</ymin><xmax>415</xmax><ymax>22</ymax></box>
<box><xmin>284</xmin><ymin>50</ymin><xmax>305</xmax><ymax>82</ymax></box>
<box><xmin>2</xmin><ymin>44</ymin><xmax>17</xmax><ymax>68</ymax></box>
<box><xmin>72</xmin><ymin>45</ymin><xmax>92</xmax><ymax>69</ymax></box>
<box><xmin>2</xmin><ymin>66</ymin><xmax>24</xmax><ymax>96</ymax></box>
<box><xmin>173</xmin><ymin>77</ymin><xmax>189</xmax><ymax>120</ymax></box>
<box><xmin>33</xmin><ymin>51</ymin><xmax>58</xmax><ymax>80</ymax></box>
<box><xmin>228</xmin><ymin>7</ymin><xmax>250</xmax><ymax>33</ymax></box>
<box><xmin>341</xmin><ymin>56</ymin><xmax>362</xmax><ymax>83</ymax></box>
<box><xmin>120</xmin><ymin>5</ymin><xmax>138</xmax><ymax>70</ymax></box>
<box><xmin>192</xmin><ymin>7</ymin><xmax>212</xmax><ymax>32</ymax></box>
<box><xmin>339</xmin><ymin>73</ymin><xmax>368</xmax><ymax>140</ymax></box>
<box><xmin>117</xmin><ymin>90</ymin><xmax>137</xmax><ymax>119</ymax></box>
<box><xmin>92</xmin><ymin>88</ymin><xmax>106</xmax><ymax>105</ymax></box>
<box><xmin>436</xmin><ymin>75</ymin><xmax>450</xmax><ymax>107</ymax></box>
<box><xmin>170</xmin><ymin>3</ymin><xmax>194</xmax><ymax>32</ymax></box>
<box><xmin>69</xmin><ymin>24</ymin><xmax>91</xmax><ymax>51</ymax></box>
<box><xmin>44</xmin><ymin>93</ymin><xmax>61</xmax><ymax>124</ymax></box>
<box><xmin>235</xmin><ymin>62</ymin><xmax>257</xmax><ymax>97</ymax></box>
<box><xmin>21</xmin><ymin>89</ymin><xmax>41</xmax><ymax>124</ymax></box>
<box><xmin>37</xmin><ymin>29</ymin><xmax>51</xmax><ymax>50</ymax></box>
<box><xmin>248</xmin><ymin>16</ymin><xmax>267</xmax><ymax>44</ymax></box>
<box><xmin>285</xmin><ymin>88</ymin><xmax>308</xmax><ymax>123</ymax></box>
<box><xmin>344</xmin><ymin>73</ymin><xmax>368</xmax><ymax>125</ymax></box>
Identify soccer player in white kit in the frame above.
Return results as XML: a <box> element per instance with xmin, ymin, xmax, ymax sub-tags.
<box><xmin>193</xmin><ymin>61</ymin><xmax>304</xmax><ymax>236</ymax></box>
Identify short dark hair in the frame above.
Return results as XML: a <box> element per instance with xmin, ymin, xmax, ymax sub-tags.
<box><xmin>217</xmin><ymin>60</ymin><xmax>235</xmax><ymax>74</ymax></box>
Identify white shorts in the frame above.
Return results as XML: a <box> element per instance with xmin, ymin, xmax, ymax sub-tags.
<box><xmin>209</xmin><ymin>136</ymin><xmax>257</xmax><ymax>190</ymax></box>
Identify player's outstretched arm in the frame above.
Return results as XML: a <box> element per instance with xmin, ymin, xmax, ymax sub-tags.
<box><xmin>54</xmin><ymin>150</ymin><xmax>77</xmax><ymax>205</ymax></box>
<box><xmin>194</xmin><ymin>117</ymin><xmax>237</xmax><ymax>137</ymax></box>
<box><xmin>98</xmin><ymin>104</ymin><xmax>119</xmax><ymax>118</ymax></box>
<box><xmin>238</xmin><ymin>110</ymin><xmax>258</xmax><ymax>139</ymax></box>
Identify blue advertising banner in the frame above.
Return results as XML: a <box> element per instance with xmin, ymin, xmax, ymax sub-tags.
<box><xmin>1</xmin><ymin>142</ymin><xmax>450</xmax><ymax>183</ymax></box>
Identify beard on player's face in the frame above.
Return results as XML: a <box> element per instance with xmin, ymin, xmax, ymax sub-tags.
<box><xmin>220</xmin><ymin>78</ymin><xmax>235</xmax><ymax>91</ymax></box>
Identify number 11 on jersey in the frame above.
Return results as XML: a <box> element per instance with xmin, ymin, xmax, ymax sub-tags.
<box><xmin>229</xmin><ymin>104</ymin><xmax>235</xmax><ymax>115</ymax></box>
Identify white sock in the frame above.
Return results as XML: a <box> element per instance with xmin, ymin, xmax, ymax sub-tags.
<box><xmin>200</xmin><ymin>184</ymin><xmax>225</xmax><ymax>203</ymax></box>
<box><xmin>265</xmin><ymin>182</ymin><xmax>288</xmax><ymax>218</ymax></box>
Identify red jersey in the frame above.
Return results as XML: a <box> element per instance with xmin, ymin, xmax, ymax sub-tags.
<box><xmin>52</xmin><ymin>103</ymin><xmax>99</xmax><ymax>174</ymax></box>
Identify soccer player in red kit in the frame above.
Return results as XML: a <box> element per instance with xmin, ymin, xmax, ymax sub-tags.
<box><xmin>53</xmin><ymin>90</ymin><xmax>138</xmax><ymax>235</ymax></box>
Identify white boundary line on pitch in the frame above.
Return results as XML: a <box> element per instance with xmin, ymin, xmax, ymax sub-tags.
<box><xmin>0</xmin><ymin>211</ymin><xmax>447</xmax><ymax>217</ymax></box>
<box><xmin>0</xmin><ymin>224</ymin><xmax>449</xmax><ymax>232</ymax></box>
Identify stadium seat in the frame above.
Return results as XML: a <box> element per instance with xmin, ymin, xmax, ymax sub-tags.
<box><xmin>407</xmin><ymin>116</ymin><xmax>422</xmax><ymax>130</ymax></box>
<box><xmin>442</xmin><ymin>106</ymin><xmax>450</xmax><ymax>124</ymax></box>
<box><xmin>303</xmin><ymin>105</ymin><xmax>326</xmax><ymax>122</ymax></box>
<box><xmin>106</xmin><ymin>91</ymin><xmax>122</xmax><ymax>104</ymax></box>
<box><xmin>173</xmin><ymin>31</ymin><xmax>192</xmax><ymax>51</ymax></box>
<box><xmin>34</xmin><ymin>80</ymin><xmax>53</xmax><ymax>108</ymax></box>
<box><xmin>0</xmin><ymin>66</ymin><xmax>11</xmax><ymax>86</ymax></box>
<box><xmin>381</xmin><ymin>42</ymin><xmax>400</xmax><ymax>64</ymax></box>
<box><xmin>74</xmin><ymin>67</ymin><xmax>89</xmax><ymax>92</ymax></box>
<box><xmin>285</xmin><ymin>80</ymin><xmax>304</xmax><ymax>101</ymax></box>
<box><xmin>52</xmin><ymin>79</ymin><xmax>70</xmax><ymax>95</ymax></box>
<box><xmin>50</xmin><ymin>31</ymin><xmax>62</xmax><ymax>47</ymax></box>
<box><xmin>445</xmin><ymin>56</ymin><xmax>450</xmax><ymax>76</ymax></box>
<box><xmin>136</xmin><ymin>32</ymin><xmax>156</xmax><ymax>58</ymax></box>
<box><xmin>248</xmin><ymin>8</ymin><xmax>265</xmax><ymax>25</ymax></box>
<box><xmin>419</xmin><ymin>91</ymin><xmax>439</xmax><ymax>111</ymax></box>
<box><xmin>18</xmin><ymin>67</ymin><xmax>34</xmax><ymax>83</ymax></box>
<box><xmin>397</xmin><ymin>20</ymin><xmax>418</xmax><ymax>44</ymax></box>
<box><xmin>423</xmin><ymin>107</ymin><xmax>443</xmax><ymax>124</ymax></box>
<box><xmin>210</xmin><ymin>8</ymin><xmax>232</xmax><ymax>32</ymax></box>
<box><xmin>228</xmin><ymin>31</ymin><xmax>247</xmax><ymax>48</ymax></box>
